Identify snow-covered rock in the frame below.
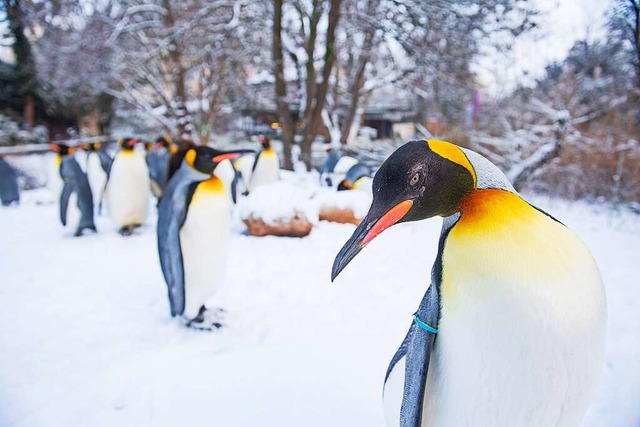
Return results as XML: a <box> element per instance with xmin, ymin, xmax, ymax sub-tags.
<box><xmin>238</xmin><ymin>181</ymin><xmax>318</xmax><ymax>237</ymax></box>
<box><xmin>313</xmin><ymin>188</ymin><xmax>372</xmax><ymax>225</ymax></box>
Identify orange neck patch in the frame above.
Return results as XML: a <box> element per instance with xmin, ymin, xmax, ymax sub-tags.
<box><xmin>197</xmin><ymin>175</ymin><xmax>224</xmax><ymax>193</ymax></box>
<box><xmin>457</xmin><ymin>189</ymin><xmax>535</xmax><ymax>231</ymax></box>
<box><xmin>427</xmin><ymin>140</ymin><xmax>476</xmax><ymax>187</ymax></box>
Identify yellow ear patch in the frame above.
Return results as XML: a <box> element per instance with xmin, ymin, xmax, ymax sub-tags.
<box><xmin>427</xmin><ymin>140</ymin><xmax>477</xmax><ymax>187</ymax></box>
<box><xmin>185</xmin><ymin>149</ymin><xmax>197</xmax><ymax>167</ymax></box>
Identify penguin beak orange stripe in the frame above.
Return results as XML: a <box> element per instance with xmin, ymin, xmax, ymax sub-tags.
<box><xmin>212</xmin><ymin>153</ymin><xmax>241</xmax><ymax>163</ymax></box>
<box><xmin>332</xmin><ymin>199</ymin><xmax>413</xmax><ymax>281</ymax></box>
<box><xmin>361</xmin><ymin>200</ymin><xmax>413</xmax><ymax>247</ymax></box>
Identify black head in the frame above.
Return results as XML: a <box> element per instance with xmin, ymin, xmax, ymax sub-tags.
<box><xmin>118</xmin><ymin>138</ymin><xmax>138</xmax><ymax>150</ymax></box>
<box><xmin>258</xmin><ymin>135</ymin><xmax>271</xmax><ymax>149</ymax></box>
<box><xmin>332</xmin><ymin>140</ymin><xmax>476</xmax><ymax>281</ymax></box>
<box><xmin>156</xmin><ymin>135</ymin><xmax>172</xmax><ymax>149</ymax></box>
<box><xmin>50</xmin><ymin>143</ymin><xmax>75</xmax><ymax>156</ymax></box>
<box><xmin>184</xmin><ymin>146</ymin><xmax>255</xmax><ymax>175</ymax></box>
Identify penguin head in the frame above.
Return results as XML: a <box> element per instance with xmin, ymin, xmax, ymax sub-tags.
<box><xmin>332</xmin><ymin>140</ymin><xmax>479</xmax><ymax>280</ymax></box>
<box><xmin>118</xmin><ymin>138</ymin><xmax>138</xmax><ymax>150</ymax></box>
<box><xmin>80</xmin><ymin>142</ymin><xmax>101</xmax><ymax>151</ymax></box>
<box><xmin>258</xmin><ymin>135</ymin><xmax>271</xmax><ymax>150</ymax></box>
<box><xmin>156</xmin><ymin>135</ymin><xmax>172</xmax><ymax>149</ymax></box>
<box><xmin>337</xmin><ymin>179</ymin><xmax>350</xmax><ymax>191</ymax></box>
<box><xmin>184</xmin><ymin>146</ymin><xmax>254</xmax><ymax>175</ymax></box>
<box><xmin>50</xmin><ymin>143</ymin><xmax>75</xmax><ymax>156</ymax></box>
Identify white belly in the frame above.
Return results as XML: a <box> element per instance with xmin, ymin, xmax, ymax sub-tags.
<box><xmin>64</xmin><ymin>192</ymin><xmax>82</xmax><ymax>233</ymax></box>
<box><xmin>75</xmin><ymin>151</ymin><xmax>88</xmax><ymax>172</ymax></box>
<box><xmin>87</xmin><ymin>154</ymin><xmax>107</xmax><ymax>206</ymax></box>
<box><xmin>384</xmin><ymin>225</ymin><xmax>606</xmax><ymax>427</ymax></box>
<box><xmin>48</xmin><ymin>156</ymin><xmax>63</xmax><ymax>199</ymax></box>
<box><xmin>213</xmin><ymin>159</ymin><xmax>236</xmax><ymax>203</ymax></box>
<box><xmin>235</xmin><ymin>154</ymin><xmax>255</xmax><ymax>193</ymax></box>
<box><xmin>107</xmin><ymin>152</ymin><xmax>150</xmax><ymax>227</ymax></box>
<box><xmin>180</xmin><ymin>188</ymin><xmax>231</xmax><ymax>319</ymax></box>
<box><xmin>249</xmin><ymin>152</ymin><xmax>279</xmax><ymax>192</ymax></box>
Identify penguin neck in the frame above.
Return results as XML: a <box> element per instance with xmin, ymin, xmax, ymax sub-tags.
<box><xmin>443</xmin><ymin>188</ymin><xmax>577</xmax><ymax>303</ymax></box>
<box><xmin>198</xmin><ymin>174</ymin><xmax>224</xmax><ymax>194</ymax></box>
<box><xmin>456</xmin><ymin>188</ymin><xmax>538</xmax><ymax>232</ymax></box>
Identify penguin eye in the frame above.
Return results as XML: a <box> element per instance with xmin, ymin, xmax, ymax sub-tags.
<box><xmin>410</xmin><ymin>172</ymin><xmax>420</xmax><ymax>186</ymax></box>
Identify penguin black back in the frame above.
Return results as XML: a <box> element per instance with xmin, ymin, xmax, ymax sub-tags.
<box><xmin>0</xmin><ymin>157</ymin><xmax>19</xmax><ymax>206</ymax></box>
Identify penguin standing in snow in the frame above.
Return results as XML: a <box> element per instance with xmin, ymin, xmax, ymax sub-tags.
<box><xmin>319</xmin><ymin>146</ymin><xmax>340</xmax><ymax>186</ymax></box>
<box><xmin>248</xmin><ymin>135</ymin><xmax>279</xmax><ymax>192</ymax></box>
<box><xmin>48</xmin><ymin>145</ymin><xmax>67</xmax><ymax>201</ymax></box>
<box><xmin>0</xmin><ymin>157</ymin><xmax>20</xmax><ymax>206</ymax></box>
<box><xmin>332</xmin><ymin>140</ymin><xmax>606</xmax><ymax>427</ymax></box>
<box><xmin>81</xmin><ymin>141</ymin><xmax>112</xmax><ymax>212</ymax></box>
<box><xmin>145</xmin><ymin>136</ymin><xmax>174</xmax><ymax>200</ymax></box>
<box><xmin>157</xmin><ymin>146</ymin><xmax>252</xmax><ymax>329</ymax></box>
<box><xmin>337</xmin><ymin>163</ymin><xmax>372</xmax><ymax>192</ymax></box>
<box><xmin>232</xmin><ymin>152</ymin><xmax>255</xmax><ymax>196</ymax></box>
<box><xmin>51</xmin><ymin>144</ymin><xmax>96</xmax><ymax>236</ymax></box>
<box><xmin>213</xmin><ymin>156</ymin><xmax>244</xmax><ymax>204</ymax></box>
<box><xmin>106</xmin><ymin>138</ymin><xmax>150</xmax><ymax>236</ymax></box>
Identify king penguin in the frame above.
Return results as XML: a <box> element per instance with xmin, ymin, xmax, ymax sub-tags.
<box><xmin>248</xmin><ymin>135</ymin><xmax>279</xmax><ymax>192</ymax></box>
<box><xmin>82</xmin><ymin>141</ymin><xmax>112</xmax><ymax>212</ymax></box>
<box><xmin>332</xmin><ymin>140</ymin><xmax>606</xmax><ymax>427</ymax></box>
<box><xmin>48</xmin><ymin>144</ymin><xmax>67</xmax><ymax>201</ymax></box>
<box><xmin>337</xmin><ymin>162</ymin><xmax>372</xmax><ymax>193</ymax></box>
<box><xmin>157</xmin><ymin>146</ymin><xmax>251</xmax><ymax>329</ymax></box>
<box><xmin>145</xmin><ymin>135</ymin><xmax>174</xmax><ymax>200</ymax></box>
<box><xmin>106</xmin><ymin>138</ymin><xmax>150</xmax><ymax>236</ymax></box>
<box><xmin>0</xmin><ymin>157</ymin><xmax>20</xmax><ymax>206</ymax></box>
<box><xmin>51</xmin><ymin>144</ymin><xmax>96</xmax><ymax>236</ymax></box>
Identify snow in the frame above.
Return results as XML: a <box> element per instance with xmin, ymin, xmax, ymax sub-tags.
<box><xmin>312</xmin><ymin>187</ymin><xmax>372</xmax><ymax>218</ymax></box>
<box><xmin>237</xmin><ymin>181</ymin><xmax>319</xmax><ymax>225</ymax></box>
<box><xmin>1</xmin><ymin>186</ymin><xmax>639</xmax><ymax>427</ymax></box>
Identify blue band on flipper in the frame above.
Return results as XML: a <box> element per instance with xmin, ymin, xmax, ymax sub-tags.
<box><xmin>414</xmin><ymin>314</ymin><xmax>438</xmax><ymax>334</ymax></box>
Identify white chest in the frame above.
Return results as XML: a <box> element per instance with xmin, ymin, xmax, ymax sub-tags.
<box><xmin>179</xmin><ymin>186</ymin><xmax>231</xmax><ymax>319</ymax></box>
<box><xmin>249</xmin><ymin>152</ymin><xmax>279</xmax><ymax>191</ymax></box>
<box><xmin>86</xmin><ymin>154</ymin><xmax>107</xmax><ymax>205</ymax></box>
<box><xmin>420</xmin><ymin>226</ymin><xmax>606</xmax><ymax>426</ymax></box>
<box><xmin>107</xmin><ymin>152</ymin><xmax>150</xmax><ymax>226</ymax></box>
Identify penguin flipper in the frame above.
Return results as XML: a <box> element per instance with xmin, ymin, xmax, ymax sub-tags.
<box><xmin>399</xmin><ymin>284</ymin><xmax>440</xmax><ymax>427</ymax></box>
<box><xmin>59</xmin><ymin>183</ymin><xmax>73</xmax><ymax>226</ymax></box>
<box><xmin>97</xmin><ymin>150</ymin><xmax>113</xmax><ymax>177</ymax></box>
<box><xmin>157</xmin><ymin>179</ymin><xmax>197</xmax><ymax>317</ymax></box>
<box><xmin>251</xmin><ymin>150</ymin><xmax>262</xmax><ymax>173</ymax></box>
<box><xmin>230</xmin><ymin>168</ymin><xmax>240</xmax><ymax>204</ymax></box>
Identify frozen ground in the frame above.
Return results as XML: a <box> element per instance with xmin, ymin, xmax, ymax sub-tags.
<box><xmin>0</xmin><ymin>187</ymin><xmax>639</xmax><ymax>427</ymax></box>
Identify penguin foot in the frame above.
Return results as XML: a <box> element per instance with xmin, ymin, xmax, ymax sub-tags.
<box><xmin>185</xmin><ymin>306</ymin><xmax>225</xmax><ymax>331</ymax></box>
<box><xmin>74</xmin><ymin>225</ymin><xmax>98</xmax><ymax>237</ymax></box>
<box><xmin>118</xmin><ymin>226</ymin><xmax>134</xmax><ymax>236</ymax></box>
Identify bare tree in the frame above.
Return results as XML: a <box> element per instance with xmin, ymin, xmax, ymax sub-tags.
<box><xmin>107</xmin><ymin>0</ymin><xmax>257</xmax><ymax>142</ymax></box>
<box><xmin>272</xmin><ymin>0</ymin><xmax>343</xmax><ymax>170</ymax></box>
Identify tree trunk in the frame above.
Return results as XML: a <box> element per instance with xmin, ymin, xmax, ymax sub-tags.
<box><xmin>163</xmin><ymin>0</ymin><xmax>191</xmax><ymax>139</ymax></box>
<box><xmin>300</xmin><ymin>0</ymin><xmax>343</xmax><ymax>170</ymax></box>
<box><xmin>5</xmin><ymin>0</ymin><xmax>37</xmax><ymax>129</ymax></box>
<box><xmin>24</xmin><ymin>93</ymin><xmax>34</xmax><ymax>130</ymax></box>
<box><xmin>633</xmin><ymin>0</ymin><xmax>640</xmax><ymax>92</ymax></box>
<box><xmin>273</xmin><ymin>0</ymin><xmax>295</xmax><ymax>170</ymax></box>
<box><xmin>340</xmin><ymin>37</ymin><xmax>375</xmax><ymax>143</ymax></box>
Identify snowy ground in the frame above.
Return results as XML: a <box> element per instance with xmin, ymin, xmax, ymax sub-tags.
<box><xmin>1</xmin><ymin>187</ymin><xmax>639</xmax><ymax>427</ymax></box>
